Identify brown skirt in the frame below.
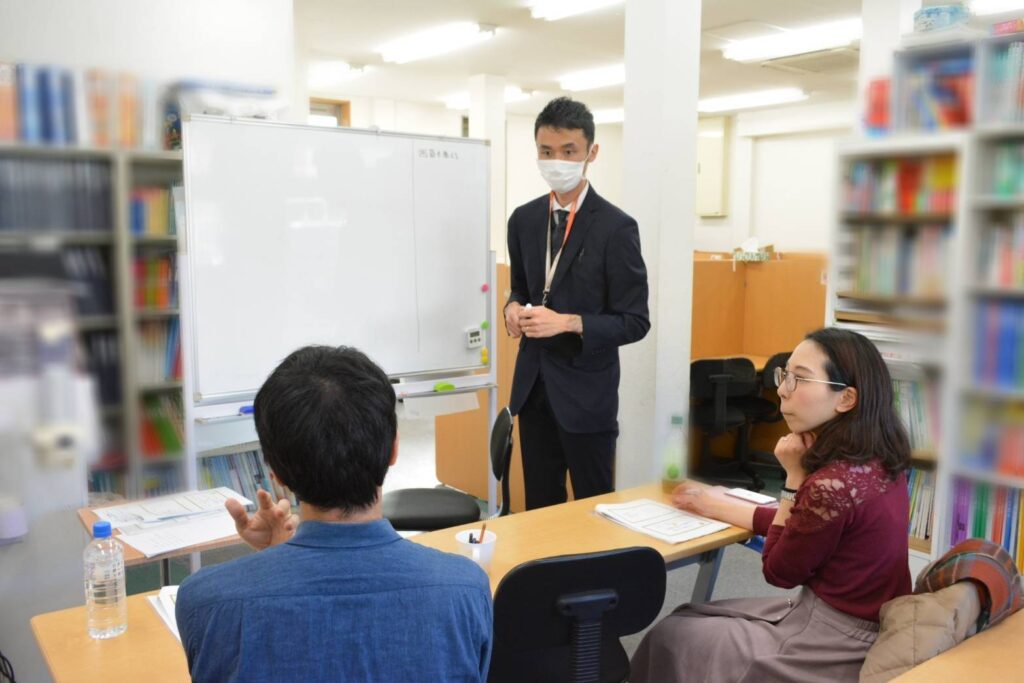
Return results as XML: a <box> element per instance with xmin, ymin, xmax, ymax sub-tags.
<box><xmin>629</xmin><ymin>587</ymin><xmax>879</xmax><ymax>683</ymax></box>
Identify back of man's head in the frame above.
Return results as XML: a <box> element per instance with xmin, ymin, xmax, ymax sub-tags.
<box><xmin>254</xmin><ymin>345</ymin><xmax>396</xmax><ymax>513</ymax></box>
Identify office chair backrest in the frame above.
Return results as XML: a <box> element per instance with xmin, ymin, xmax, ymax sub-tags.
<box><xmin>490</xmin><ymin>407</ymin><xmax>514</xmax><ymax>517</ymax></box>
<box><xmin>489</xmin><ymin>547</ymin><xmax>666</xmax><ymax>683</ymax></box>
<box><xmin>761</xmin><ymin>352</ymin><xmax>791</xmax><ymax>391</ymax></box>
<box><xmin>689</xmin><ymin>358</ymin><xmax>758</xmax><ymax>400</ymax></box>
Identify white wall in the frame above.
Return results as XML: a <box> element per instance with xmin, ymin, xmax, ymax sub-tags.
<box><xmin>344</xmin><ymin>96</ymin><xmax>463</xmax><ymax>137</ymax></box>
<box><xmin>0</xmin><ymin>0</ymin><xmax>296</xmax><ymax>118</ymax></box>
<box><xmin>694</xmin><ymin>100</ymin><xmax>854</xmax><ymax>254</ymax></box>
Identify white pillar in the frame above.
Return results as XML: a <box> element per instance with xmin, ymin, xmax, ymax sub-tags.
<box><xmin>618</xmin><ymin>0</ymin><xmax>702</xmax><ymax>487</ymax></box>
<box><xmin>469</xmin><ymin>74</ymin><xmax>508</xmax><ymax>260</ymax></box>
<box><xmin>857</xmin><ymin>0</ymin><xmax>922</xmax><ymax>134</ymax></box>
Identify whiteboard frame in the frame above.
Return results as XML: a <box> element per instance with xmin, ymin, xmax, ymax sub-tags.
<box><xmin>179</xmin><ymin>115</ymin><xmax>494</xmax><ymax>407</ymax></box>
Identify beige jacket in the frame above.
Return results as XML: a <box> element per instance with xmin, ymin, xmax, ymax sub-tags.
<box><xmin>859</xmin><ymin>583</ymin><xmax>981</xmax><ymax>683</ymax></box>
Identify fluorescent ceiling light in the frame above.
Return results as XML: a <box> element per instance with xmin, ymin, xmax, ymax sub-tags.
<box><xmin>443</xmin><ymin>85</ymin><xmax>533</xmax><ymax>110</ymax></box>
<box><xmin>722</xmin><ymin>17</ymin><xmax>861</xmax><ymax>63</ymax></box>
<box><xmin>592</xmin><ymin>108</ymin><xmax>624</xmax><ymax>124</ymax></box>
<box><xmin>972</xmin><ymin>0</ymin><xmax>1024</xmax><ymax>14</ymax></box>
<box><xmin>531</xmin><ymin>0</ymin><xmax>624</xmax><ymax>21</ymax></box>
<box><xmin>307</xmin><ymin>61</ymin><xmax>365</xmax><ymax>89</ymax></box>
<box><xmin>559</xmin><ymin>64</ymin><xmax>625</xmax><ymax>91</ymax></box>
<box><xmin>376</xmin><ymin>22</ymin><xmax>496</xmax><ymax>64</ymax></box>
<box><xmin>698</xmin><ymin>88</ymin><xmax>808</xmax><ymax>113</ymax></box>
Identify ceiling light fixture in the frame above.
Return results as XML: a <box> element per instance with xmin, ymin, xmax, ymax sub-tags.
<box><xmin>722</xmin><ymin>17</ymin><xmax>861</xmax><ymax>63</ymax></box>
<box><xmin>697</xmin><ymin>87</ymin><xmax>808</xmax><ymax>113</ymax></box>
<box><xmin>558</xmin><ymin>64</ymin><xmax>625</xmax><ymax>92</ymax></box>
<box><xmin>376</xmin><ymin>22</ymin><xmax>497</xmax><ymax>64</ymax></box>
<box><xmin>531</xmin><ymin>0</ymin><xmax>624</xmax><ymax>21</ymax></box>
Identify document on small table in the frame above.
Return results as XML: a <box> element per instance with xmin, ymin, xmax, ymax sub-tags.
<box><xmin>117</xmin><ymin>510</ymin><xmax>241</xmax><ymax>558</ymax></box>
<box><xmin>595</xmin><ymin>499</ymin><xmax>730</xmax><ymax>544</ymax></box>
<box><xmin>147</xmin><ymin>585</ymin><xmax>181</xmax><ymax>643</ymax></box>
<box><xmin>94</xmin><ymin>487</ymin><xmax>252</xmax><ymax>532</ymax></box>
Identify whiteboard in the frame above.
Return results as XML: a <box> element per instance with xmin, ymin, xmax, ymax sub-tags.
<box><xmin>181</xmin><ymin>117</ymin><xmax>490</xmax><ymax>403</ymax></box>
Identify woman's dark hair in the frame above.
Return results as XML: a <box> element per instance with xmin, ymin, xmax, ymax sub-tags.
<box><xmin>799</xmin><ymin>327</ymin><xmax>911</xmax><ymax>478</ymax></box>
<box><xmin>254</xmin><ymin>345</ymin><xmax>397</xmax><ymax>512</ymax></box>
<box><xmin>535</xmin><ymin>96</ymin><xmax>595</xmax><ymax>146</ymax></box>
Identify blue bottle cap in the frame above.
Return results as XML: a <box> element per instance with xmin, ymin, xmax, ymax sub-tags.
<box><xmin>93</xmin><ymin>520</ymin><xmax>112</xmax><ymax>539</ymax></box>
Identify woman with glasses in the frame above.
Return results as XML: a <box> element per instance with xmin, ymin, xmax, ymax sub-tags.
<box><xmin>631</xmin><ymin>327</ymin><xmax>912</xmax><ymax>683</ymax></box>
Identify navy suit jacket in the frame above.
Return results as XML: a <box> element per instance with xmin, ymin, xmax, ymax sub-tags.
<box><xmin>506</xmin><ymin>186</ymin><xmax>650</xmax><ymax>433</ymax></box>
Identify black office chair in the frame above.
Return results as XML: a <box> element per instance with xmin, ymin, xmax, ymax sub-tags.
<box><xmin>488</xmin><ymin>547</ymin><xmax>666</xmax><ymax>683</ymax></box>
<box><xmin>735</xmin><ymin>352</ymin><xmax>790</xmax><ymax>480</ymax></box>
<box><xmin>690</xmin><ymin>357</ymin><xmax>764</xmax><ymax>491</ymax></box>
<box><xmin>383</xmin><ymin>407</ymin><xmax>514</xmax><ymax>530</ymax></box>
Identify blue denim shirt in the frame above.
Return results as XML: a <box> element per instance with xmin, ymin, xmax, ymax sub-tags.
<box><xmin>176</xmin><ymin>519</ymin><xmax>492</xmax><ymax>682</ymax></box>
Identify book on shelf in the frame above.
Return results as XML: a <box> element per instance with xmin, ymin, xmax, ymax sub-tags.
<box><xmin>850</xmin><ymin>224</ymin><xmax>950</xmax><ymax>298</ymax></box>
<box><xmin>0</xmin><ymin>62</ymin><xmax>18</xmax><ymax>141</ymax></box>
<box><xmin>134</xmin><ymin>253</ymin><xmax>178</xmax><ymax>309</ymax></box>
<box><xmin>908</xmin><ymin>467</ymin><xmax>936</xmax><ymax>543</ymax></box>
<box><xmin>951</xmin><ymin>478</ymin><xmax>1023</xmax><ymax>571</ymax></box>
<box><xmin>131</xmin><ymin>186</ymin><xmax>176</xmax><ymax>236</ymax></box>
<box><xmin>82</xmin><ymin>331</ymin><xmax>122</xmax><ymax>407</ymax></box>
<box><xmin>991</xmin><ymin>141</ymin><xmax>1024</xmax><ymax>197</ymax></box>
<box><xmin>0</xmin><ymin>157</ymin><xmax>113</xmax><ymax>232</ymax></box>
<box><xmin>137</xmin><ymin>319</ymin><xmax>182</xmax><ymax>384</ymax></box>
<box><xmin>843</xmin><ymin>156</ymin><xmax>957</xmax><ymax>215</ymax></box>
<box><xmin>141</xmin><ymin>393</ymin><xmax>184</xmax><ymax>457</ymax></box>
<box><xmin>900</xmin><ymin>54</ymin><xmax>973</xmax><ymax>131</ymax></box>
<box><xmin>141</xmin><ymin>465</ymin><xmax>183</xmax><ymax>498</ymax></box>
<box><xmin>961</xmin><ymin>400</ymin><xmax>1024</xmax><ymax>477</ymax></box>
<box><xmin>199</xmin><ymin>449</ymin><xmax>298</xmax><ymax>507</ymax></box>
<box><xmin>978</xmin><ymin>212</ymin><xmax>1024</xmax><ymax>289</ymax></box>
<box><xmin>89</xmin><ymin>470</ymin><xmax>126</xmax><ymax>496</ymax></box>
<box><xmin>63</xmin><ymin>247</ymin><xmax>114</xmax><ymax>316</ymax></box>
<box><xmin>973</xmin><ymin>300</ymin><xmax>1024</xmax><ymax>389</ymax></box>
<box><xmin>893</xmin><ymin>377</ymin><xmax>941</xmax><ymax>452</ymax></box>
<box><xmin>988</xmin><ymin>40</ymin><xmax>1024</xmax><ymax>124</ymax></box>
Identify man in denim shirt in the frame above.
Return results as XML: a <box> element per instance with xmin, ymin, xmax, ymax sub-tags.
<box><xmin>176</xmin><ymin>346</ymin><xmax>492</xmax><ymax>682</ymax></box>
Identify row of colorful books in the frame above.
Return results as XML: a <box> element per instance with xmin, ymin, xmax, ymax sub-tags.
<box><xmin>130</xmin><ymin>186</ymin><xmax>176</xmax><ymax>236</ymax></box>
<box><xmin>89</xmin><ymin>470</ymin><xmax>126</xmax><ymax>496</ymax></box>
<box><xmin>899</xmin><ymin>55</ymin><xmax>973</xmax><ymax>131</ymax></box>
<box><xmin>893</xmin><ymin>377</ymin><xmax>941</xmax><ymax>452</ymax></box>
<box><xmin>850</xmin><ymin>225</ymin><xmax>949</xmax><ymax>298</ymax></box>
<box><xmin>908</xmin><ymin>467</ymin><xmax>935</xmax><ymax>541</ymax></box>
<box><xmin>141</xmin><ymin>394</ymin><xmax>184</xmax><ymax>457</ymax></box>
<box><xmin>986</xmin><ymin>41</ymin><xmax>1024</xmax><ymax>125</ymax></box>
<box><xmin>0</xmin><ymin>62</ymin><xmax>165</xmax><ymax>149</ymax></box>
<box><xmin>978</xmin><ymin>216</ymin><xmax>1024</xmax><ymax>289</ymax></box>
<box><xmin>141</xmin><ymin>464</ymin><xmax>184</xmax><ymax>498</ymax></box>
<box><xmin>134</xmin><ymin>254</ymin><xmax>178</xmax><ymax>309</ymax></box>
<box><xmin>844</xmin><ymin>156</ymin><xmax>957</xmax><ymax>215</ymax></box>
<box><xmin>961</xmin><ymin>400</ymin><xmax>1024</xmax><ymax>477</ymax></box>
<box><xmin>990</xmin><ymin>141</ymin><xmax>1024</xmax><ymax>197</ymax></box>
<box><xmin>950</xmin><ymin>479</ymin><xmax>1023</xmax><ymax>571</ymax></box>
<box><xmin>136</xmin><ymin>319</ymin><xmax>182</xmax><ymax>385</ymax></box>
<box><xmin>973</xmin><ymin>300</ymin><xmax>1024</xmax><ymax>389</ymax></box>
<box><xmin>0</xmin><ymin>157</ymin><xmax>113</xmax><ymax>231</ymax></box>
<box><xmin>199</xmin><ymin>450</ymin><xmax>298</xmax><ymax>508</ymax></box>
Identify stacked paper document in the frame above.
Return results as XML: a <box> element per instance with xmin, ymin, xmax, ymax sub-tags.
<box><xmin>595</xmin><ymin>499</ymin><xmax>730</xmax><ymax>544</ymax></box>
<box><xmin>147</xmin><ymin>586</ymin><xmax>181</xmax><ymax>643</ymax></box>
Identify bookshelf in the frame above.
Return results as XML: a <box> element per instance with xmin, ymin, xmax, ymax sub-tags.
<box><xmin>832</xmin><ymin>27</ymin><xmax>1024</xmax><ymax>578</ymax></box>
<box><xmin>0</xmin><ymin>144</ymin><xmax>185</xmax><ymax>500</ymax></box>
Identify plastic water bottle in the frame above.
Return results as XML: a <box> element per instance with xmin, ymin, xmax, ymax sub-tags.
<box><xmin>84</xmin><ymin>520</ymin><xmax>127</xmax><ymax>639</ymax></box>
<box><xmin>662</xmin><ymin>413</ymin><xmax>686</xmax><ymax>492</ymax></box>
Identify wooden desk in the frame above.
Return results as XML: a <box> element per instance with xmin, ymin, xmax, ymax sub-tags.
<box><xmin>31</xmin><ymin>590</ymin><xmax>188</xmax><ymax>683</ymax></box>
<box><xmin>413</xmin><ymin>482</ymin><xmax>752</xmax><ymax>599</ymax></box>
<box><xmin>891</xmin><ymin>608</ymin><xmax>1024</xmax><ymax>682</ymax></box>
<box><xmin>38</xmin><ymin>483</ymin><xmax>750</xmax><ymax>683</ymax></box>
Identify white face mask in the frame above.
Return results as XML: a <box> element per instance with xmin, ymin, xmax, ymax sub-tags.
<box><xmin>537</xmin><ymin>158</ymin><xmax>586</xmax><ymax>194</ymax></box>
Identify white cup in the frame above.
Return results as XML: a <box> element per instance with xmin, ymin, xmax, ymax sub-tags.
<box><xmin>455</xmin><ymin>529</ymin><xmax>497</xmax><ymax>572</ymax></box>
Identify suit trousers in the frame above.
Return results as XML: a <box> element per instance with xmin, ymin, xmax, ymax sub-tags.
<box><xmin>518</xmin><ymin>372</ymin><xmax>617</xmax><ymax>510</ymax></box>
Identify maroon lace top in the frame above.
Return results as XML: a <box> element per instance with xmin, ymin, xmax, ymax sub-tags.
<box><xmin>752</xmin><ymin>458</ymin><xmax>913</xmax><ymax>621</ymax></box>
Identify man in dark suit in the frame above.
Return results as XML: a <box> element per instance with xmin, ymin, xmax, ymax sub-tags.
<box><xmin>505</xmin><ymin>97</ymin><xmax>650</xmax><ymax>510</ymax></box>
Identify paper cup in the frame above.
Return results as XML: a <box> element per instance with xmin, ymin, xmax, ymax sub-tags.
<box><xmin>455</xmin><ymin>529</ymin><xmax>496</xmax><ymax>572</ymax></box>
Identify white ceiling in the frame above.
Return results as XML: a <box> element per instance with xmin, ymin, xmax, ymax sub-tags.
<box><xmin>296</xmin><ymin>0</ymin><xmax>863</xmax><ymax>115</ymax></box>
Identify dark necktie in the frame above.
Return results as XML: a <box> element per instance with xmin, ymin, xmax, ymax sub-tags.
<box><xmin>551</xmin><ymin>209</ymin><xmax>569</xmax><ymax>259</ymax></box>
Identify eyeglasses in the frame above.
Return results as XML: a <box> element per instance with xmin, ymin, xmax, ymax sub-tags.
<box><xmin>773</xmin><ymin>366</ymin><xmax>848</xmax><ymax>393</ymax></box>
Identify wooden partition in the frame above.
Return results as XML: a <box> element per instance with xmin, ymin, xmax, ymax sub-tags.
<box><xmin>435</xmin><ymin>265</ymin><xmax>527</xmax><ymax>511</ymax></box>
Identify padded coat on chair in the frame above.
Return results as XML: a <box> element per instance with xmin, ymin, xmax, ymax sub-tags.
<box><xmin>488</xmin><ymin>546</ymin><xmax>667</xmax><ymax>683</ymax></box>
<box><xmin>383</xmin><ymin>407</ymin><xmax>514</xmax><ymax>531</ymax></box>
